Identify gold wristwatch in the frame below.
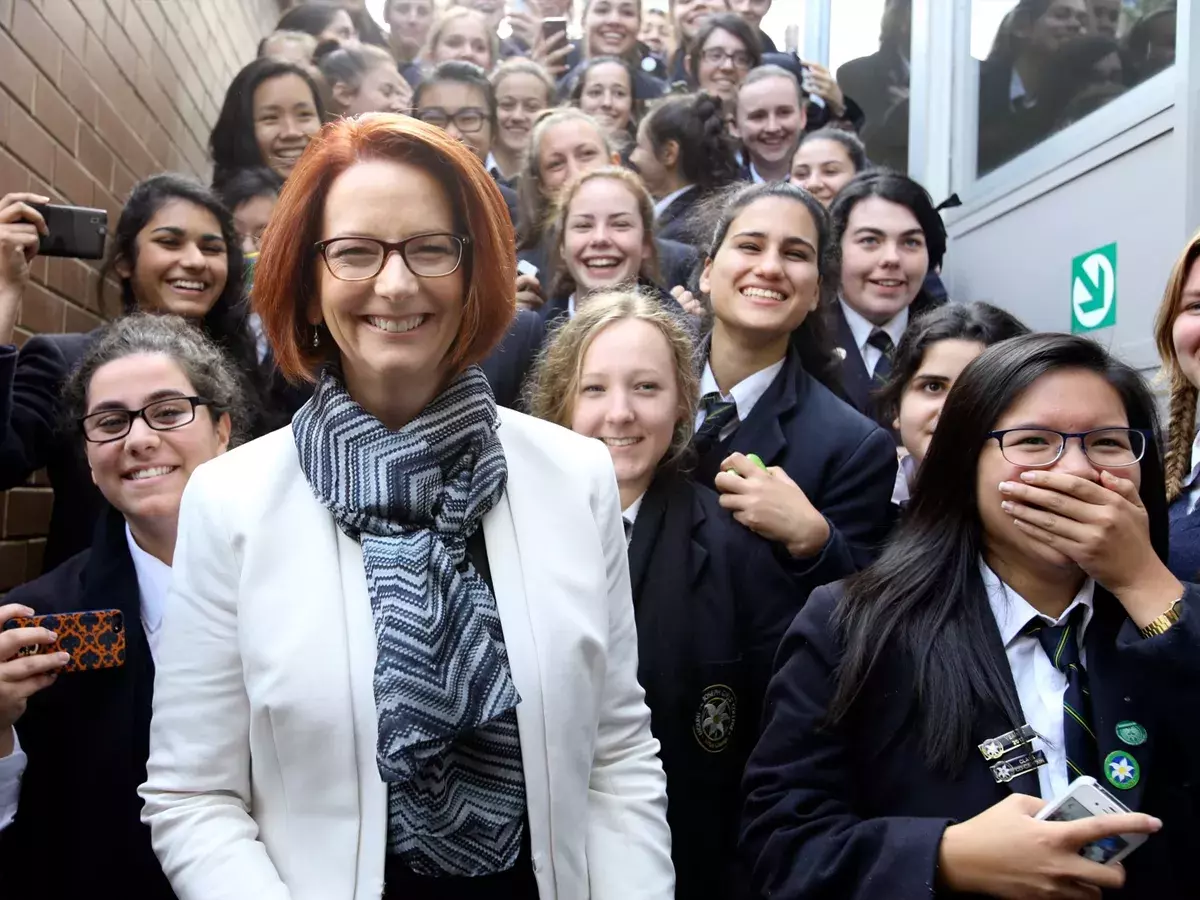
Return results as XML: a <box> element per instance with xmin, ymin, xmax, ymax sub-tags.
<box><xmin>1139</xmin><ymin>597</ymin><xmax>1182</xmax><ymax>638</ymax></box>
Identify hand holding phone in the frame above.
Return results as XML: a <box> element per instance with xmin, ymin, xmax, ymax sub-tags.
<box><xmin>0</xmin><ymin>603</ymin><xmax>69</xmax><ymax>733</ymax></box>
<box><xmin>938</xmin><ymin>792</ymin><xmax>1161</xmax><ymax>898</ymax></box>
<box><xmin>1</xmin><ymin>608</ymin><xmax>126</xmax><ymax>673</ymax></box>
<box><xmin>0</xmin><ymin>192</ymin><xmax>49</xmax><ymax>292</ymax></box>
<box><xmin>1035</xmin><ymin>776</ymin><xmax>1150</xmax><ymax>865</ymax></box>
<box><xmin>30</xmin><ymin>202</ymin><xmax>108</xmax><ymax>259</ymax></box>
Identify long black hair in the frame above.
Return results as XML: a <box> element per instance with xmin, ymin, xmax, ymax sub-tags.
<box><xmin>830</xmin><ymin>333</ymin><xmax>1169</xmax><ymax>774</ymax></box>
<box><xmin>97</xmin><ymin>174</ymin><xmax>266</xmax><ymax>428</ymax></box>
<box><xmin>876</xmin><ymin>301</ymin><xmax>1031</xmax><ymax>420</ymax></box>
<box><xmin>209</xmin><ymin>58</ymin><xmax>325</xmax><ymax>191</ymax></box>
<box><xmin>702</xmin><ymin>181</ymin><xmax>844</xmax><ymax>395</ymax></box>
<box><xmin>827</xmin><ymin>169</ymin><xmax>947</xmax><ymax>316</ymax></box>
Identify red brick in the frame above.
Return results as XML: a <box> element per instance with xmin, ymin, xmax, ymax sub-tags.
<box><xmin>0</xmin><ymin>0</ymin><xmax>12</xmax><ymax>29</ymax></box>
<box><xmin>0</xmin><ymin>147</ymin><xmax>27</xmax><ymax>194</ymax></box>
<box><xmin>0</xmin><ymin>92</ymin><xmax>8</xmax><ymax>147</ymax></box>
<box><xmin>61</xmin><ymin>259</ymin><xmax>91</xmax><ymax>306</ymax></box>
<box><xmin>53</xmin><ymin>146</ymin><xmax>92</xmax><ymax>206</ymax></box>
<box><xmin>0</xmin><ymin>27</ymin><xmax>37</xmax><ymax>109</ymax></box>
<box><xmin>11</xmin><ymin>0</ymin><xmax>61</xmax><ymax>81</ymax></box>
<box><xmin>26</xmin><ymin>172</ymin><xmax>51</xmax><ymax>201</ymax></box>
<box><xmin>102</xmin><ymin>8</ymin><xmax>136</xmax><ymax>81</ymax></box>
<box><xmin>110</xmin><ymin>159</ymin><xmax>134</xmax><ymax>199</ymax></box>
<box><xmin>81</xmin><ymin>25</ymin><xmax>123</xmax><ymax>107</ymax></box>
<box><xmin>4</xmin><ymin>487</ymin><xmax>52</xmax><ymax>537</ymax></box>
<box><xmin>132</xmin><ymin>0</ymin><xmax>163</xmax><ymax>42</ymax></box>
<box><xmin>58</xmin><ymin>51</ymin><xmax>97</xmax><ymax>125</ymax></box>
<box><xmin>41</xmin><ymin>0</ymin><xmax>85</xmax><ymax>60</ymax></box>
<box><xmin>0</xmin><ymin>539</ymin><xmax>28</xmax><ymax>590</ymax></box>
<box><xmin>73</xmin><ymin>0</ymin><xmax>106</xmax><ymax>34</ymax></box>
<box><xmin>33</xmin><ymin>74</ymin><xmax>76</xmax><ymax>150</ymax></box>
<box><xmin>64</xmin><ymin>302</ymin><xmax>101</xmax><ymax>333</ymax></box>
<box><xmin>96</xmin><ymin>99</ymin><xmax>153</xmax><ymax>178</ymax></box>
<box><xmin>120</xmin><ymin>0</ymin><xmax>151</xmax><ymax>61</ymax></box>
<box><xmin>6</xmin><ymin>102</ymin><xmax>55</xmax><ymax>181</ymax></box>
<box><xmin>18</xmin><ymin>280</ymin><xmax>64</xmax><ymax>334</ymax></box>
<box><xmin>103</xmin><ymin>0</ymin><xmax>126</xmax><ymax>28</ymax></box>
<box><xmin>142</xmin><ymin>119</ymin><xmax>170</xmax><ymax>168</ymax></box>
<box><xmin>77</xmin><ymin>123</ymin><xmax>113</xmax><ymax>187</ymax></box>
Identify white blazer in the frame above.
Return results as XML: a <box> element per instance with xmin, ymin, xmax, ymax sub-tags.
<box><xmin>139</xmin><ymin>410</ymin><xmax>674</xmax><ymax>900</ymax></box>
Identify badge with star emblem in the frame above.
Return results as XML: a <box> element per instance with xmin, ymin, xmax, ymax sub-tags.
<box><xmin>1104</xmin><ymin>750</ymin><xmax>1140</xmax><ymax>790</ymax></box>
<box><xmin>693</xmin><ymin>684</ymin><xmax>737</xmax><ymax>753</ymax></box>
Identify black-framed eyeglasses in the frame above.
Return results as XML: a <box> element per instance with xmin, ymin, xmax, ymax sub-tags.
<box><xmin>987</xmin><ymin>428</ymin><xmax>1149</xmax><ymax>469</ymax></box>
<box><xmin>314</xmin><ymin>234</ymin><xmax>469</xmax><ymax>281</ymax></box>
<box><xmin>416</xmin><ymin>107</ymin><xmax>488</xmax><ymax>133</ymax></box>
<box><xmin>80</xmin><ymin>397</ymin><xmax>213</xmax><ymax>443</ymax></box>
<box><xmin>701</xmin><ymin>47</ymin><xmax>754</xmax><ymax>69</ymax></box>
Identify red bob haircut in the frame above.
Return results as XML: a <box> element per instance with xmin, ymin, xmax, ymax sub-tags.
<box><xmin>253</xmin><ymin>113</ymin><xmax>517</xmax><ymax>382</ymax></box>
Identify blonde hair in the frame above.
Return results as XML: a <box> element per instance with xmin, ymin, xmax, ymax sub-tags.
<box><xmin>516</xmin><ymin>107</ymin><xmax>613</xmax><ymax>249</ymax></box>
<box><xmin>526</xmin><ymin>289</ymin><xmax>700</xmax><ymax>469</ymax></box>
<box><xmin>489</xmin><ymin>57</ymin><xmax>556</xmax><ymax>102</ymax></box>
<box><xmin>1154</xmin><ymin>228</ymin><xmax>1200</xmax><ymax>501</ymax></box>
<box><xmin>424</xmin><ymin>7</ymin><xmax>499</xmax><ymax>70</ymax></box>
<box><xmin>545</xmin><ymin>165</ymin><xmax>661</xmax><ymax>299</ymax></box>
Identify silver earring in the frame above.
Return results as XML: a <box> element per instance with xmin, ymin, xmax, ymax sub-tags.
<box><xmin>311</xmin><ymin>325</ymin><xmax>321</xmax><ymax>348</ymax></box>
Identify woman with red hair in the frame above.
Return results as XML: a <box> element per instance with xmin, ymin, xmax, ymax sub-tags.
<box><xmin>139</xmin><ymin>113</ymin><xmax>674</xmax><ymax>900</ymax></box>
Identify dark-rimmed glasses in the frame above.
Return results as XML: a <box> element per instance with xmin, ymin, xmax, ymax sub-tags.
<box><xmin>416</xmin><ymin>107</ymin><xmax>488</xmax><ymax>133</ymax></box>
<box><xmin>80</xmin><ymin>397</ymin><xmax>213</xmax><ymax>443</ymax></box>
<box><xmin>315</xmin><ymin>234</ymin><xmax>469</xmax><ymax>281</ymax></box>
<box><xmin>987</xmin><ymin>428</ymin><xmax>1149</xmax><ymax>468</ymax></box>
<box><xmin>700</xmin><ymin>47</ymin><xmax>754</xmax><ymax>69</ymax></box>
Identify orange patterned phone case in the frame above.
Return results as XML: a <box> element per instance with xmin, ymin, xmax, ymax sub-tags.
<box><xmin>2</xmin><ymin>609</ymin><xmax>126</xmax><ymax>672</ymax></box>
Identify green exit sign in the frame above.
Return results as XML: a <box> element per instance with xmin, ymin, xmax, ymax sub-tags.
<box><xmin>1071</xmin><ymin>243</ymin><xmax>1117</xmax><ymax>334</ymax></box>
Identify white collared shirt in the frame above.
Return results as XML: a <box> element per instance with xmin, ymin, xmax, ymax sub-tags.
<box><xmin>695</xmin><ymin>357</ymin><xmax>786</xmax><ymax>440</ymax></box>
<box><xmin>1185</xmin><ymin>430</ymin><xmax>1200</xmax><ymax>514</ymax></box>
<box><xmin>891</xmin><ymin>451</ymin><xmax>917</xmax><ymax>506</ymax></box>
<box><xmin>126</xmin><ymin>523</ymin><xmax>172</xmax><ymax>666</ymax></box>
<box><xmin>0</xmin><ymin>528</ymin><xmax>173</xmax><ymax>833</ymax></box>
<box><xmin>484</xmin><ymin>151</ymin><xmax>502</xmax><ymax>179</ymax></box>
<box><xmin>567</xmin><ymin>292</ymin><xmax>578</xmax><ymax>319</ymax></box>
<box><xmin>748</xmin><ymin>162</ymin><xmax>766</xmax><ymax>184</ymax></box>
<box><xmin>981</xmin><ymin>560</ymin><xmax>1095</xmax><ymax>802</ymax></box>
<box><xmin>623</xmin><ymin>491</ymin><xmax>646</xmax><ymax>525</ymax></box>
<box><xmin>653</xmin><ymin>184</ymin><xmax>695</xmax><ymax>220</ymax></box>
<box><xmin>838</xmin><ymin>298</ymin><xmax>909</xmax><ymax>378</ymax></box>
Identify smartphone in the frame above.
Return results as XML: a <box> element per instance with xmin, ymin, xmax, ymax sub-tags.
<box><xmin>1035</xmin><ymin>776</ymin><xmax>1149</xmax><ymax>865</ymax></box>
<box><xmin>541</xmin><ymin>16</ymin><xmax>568</xmax><ymax>44</ymax></box>
<box><xmin>2</xmin><ymin>609</ymin><xmax>126</xmax><ymax>672</ymax></box>
<box><xmin>30</xmin><ymin>203</ymin><xmax>108</xmax><ymax>259</ymax></box>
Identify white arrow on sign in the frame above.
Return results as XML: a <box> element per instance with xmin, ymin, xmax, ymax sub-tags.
<box><xmin>1072</xmin><ymin>252</ymin><xmax>1115</xmax><ymax>329</ymax></box>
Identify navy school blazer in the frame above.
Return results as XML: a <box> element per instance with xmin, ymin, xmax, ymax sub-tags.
<box><xmin>627</xmin><ymin>468</ymin><xmax>799</xmax><ymax>900</ymax></box>
<box><xmin>0</xmin><ymin>505</ymin><xmax>173</xmax><ymax>898</ymax></box>
<box><xmin>741</xmin><ymin>581</ymin><xmax>1200</xmax><ymax>899</ymax></box>
<box><xmin>693</xmin><ymin>344</ymin><xmax>898</xmax><ymax>577</ymax></box>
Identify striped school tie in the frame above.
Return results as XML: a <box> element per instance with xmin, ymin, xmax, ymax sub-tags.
<box><xmin>694</xmin><ymin>391</ymin><xmax>739</xmax><ymax>453</ymax></box>
<box><xmin>1027</xmin><ymin>606</ymin><xmax>1097</xmax><ymax>782</ymax></box>
<box><xmin>867</xmin><ymin>328</ymin><xmax>895</xmax><ymax>384</ymax></box>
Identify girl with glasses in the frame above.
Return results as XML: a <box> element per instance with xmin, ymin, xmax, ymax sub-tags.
<box><xmin>139</xmin><ymin>114</ymin><xmax>673</xmax><ymax>899</ymax></box>
<box><xmin>743</xmin><ymin>332</ymin><xmax>1197</xmax><ymax>900</ymax></box>
<box><xmin>0</xmin><ymin>313</ymin><xmax>242</xmax><ymax>898</ymax></box>
<box><xmin>684</xmin><ymin>13</ymin><xmax>762</xmax><ymax>108</ymax></box>
<box><xmin>0</xmin><ymin>175</ymin><xmax>265</xmax><ymax>573</ymax></box>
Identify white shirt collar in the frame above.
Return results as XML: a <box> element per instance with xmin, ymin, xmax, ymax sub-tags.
<box><xmin>654</xmin><ymin>184</ymin><xmax>695</xmax><ymax>219</ymax></box>
<box><xmin>623</xmin><ymin>491</ymin><xmax>646</xmax><ymax>524</ymax></box>
<box><xmin>892</xmin><ymin>452</ymin><xmax>917</xmax><ymax>506</ymax></box>
<box><xmin>1184</xmin><ymin>430</ymin><xmax>1200</xmax><ymax>513</ymax></box>
<box><xmin>125</xmin><ymin>522</ymin><xmax>173</xmax><ymax>637</ymax></box>
<box><xmin>484</xmin><ymin>151</ymin><xmax>501</xmax><ymax>178</ymax></box>
<box><xmin>698</xmin><ymin>356</ymin><xmax>785</xmax><ymax>423</ymax></box>
<box><xmin>980</xmin><ymin>558</ymin><xmax>1095</xmax><ymax>649</ymax></box>
<box><xmin>567</xmin><ymin>292</ymin><xmax>577</xmax><ymax>319</ymax></box>
<box><xmin>748</xmin><ymin>162</ymin><xmax>766</xmax><ymax>184</ymax></box>
<box><xmin>839</xmin><ymin>298</ymin><xmax>909</xmax><ymax>353</ymax></box>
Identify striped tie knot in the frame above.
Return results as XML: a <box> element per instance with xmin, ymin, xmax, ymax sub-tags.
<box><xmin>694</xmin><ymin>391</ymin><xmax>739</xmax><ymax>452</ymax></box>
<box><xmin>867</xmin><ymin>328</ymin><xmax>895</xmax><ymax>383</ymax></box>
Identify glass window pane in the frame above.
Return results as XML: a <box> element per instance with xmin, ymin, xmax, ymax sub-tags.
<box><xmin>971</xmin><ymin>0</ymin><xmax>1176</xmax><ymax>178</ymax></box>
<box><xmin>833</xmin><ymin>0</ymin><xmax>913</xmax><ymax>174</ymax></box>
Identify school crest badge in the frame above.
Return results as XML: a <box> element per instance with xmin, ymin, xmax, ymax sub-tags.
<box><xmin>694</xmin><ymin>684</ymin><xmax>737</xmax><ymax>753</ymax></box>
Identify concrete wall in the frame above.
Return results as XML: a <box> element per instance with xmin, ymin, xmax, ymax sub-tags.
<box><xmin>0</xmin><ymin>0</ymin><xmax>282</xmax><ymax>588</ymax></box>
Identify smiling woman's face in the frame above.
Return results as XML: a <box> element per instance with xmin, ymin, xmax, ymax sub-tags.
<box><xmin>253</xmin><ymin>73</ymin><xmax>321</xmax><ymax>180</ymax></box>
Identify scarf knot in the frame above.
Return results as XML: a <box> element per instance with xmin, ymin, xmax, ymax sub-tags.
<box><xmin>293</xmin><ymin>365</ymin><xmax>526</xmax><ymax>876</ymax></box>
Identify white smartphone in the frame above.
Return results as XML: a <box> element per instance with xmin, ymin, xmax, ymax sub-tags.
<box><xmin>1035</xmin><ymin>776</ymin><xmax>1149</xmax><ymax>865</ymax></box>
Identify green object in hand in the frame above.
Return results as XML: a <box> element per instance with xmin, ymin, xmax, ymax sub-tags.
<box><xmin>747</xmin><ymin>454</ymin><xmax>767</xmax><ymax>470</ymax></box>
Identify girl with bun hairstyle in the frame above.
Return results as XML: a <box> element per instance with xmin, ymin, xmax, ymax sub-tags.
<box><xmin>629</xmin><ymin>91</ymin><xmax>742</xmax><ymax>247</ymax></box>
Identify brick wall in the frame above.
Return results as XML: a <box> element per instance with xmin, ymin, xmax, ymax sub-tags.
<box><xmin>0</xmin><ymin>0</ymin><xmax>284</xmax><ymax>588</ymax></box>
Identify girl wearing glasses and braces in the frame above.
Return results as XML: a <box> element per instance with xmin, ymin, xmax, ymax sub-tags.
<box><xmin>742</xmin><ymin>332</ymin><xmax>1199</xmax><ymax>900</ymax></box>
<box><xmin>139</xmin><ymin>114</ymin><xmax>673</xmax><ymax>900</ymax></box>
<box><xmin>0</xmin><ymin>313</ymin><xmax>242</xmax><ymax>898</ymax></box>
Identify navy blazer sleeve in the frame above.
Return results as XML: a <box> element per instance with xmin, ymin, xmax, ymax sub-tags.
<box><xmin>0</xmin><ymin>336</ymin><xmax>72</xmax><ymax>490</ymax></box>
<box><xmin>740</xmin><ymin>585</ymin><xmax>951</xmax><ymax>900</ymax></box>
<box><xmin>791</xmin><ymin>423</ymin><xmax>898</xmax><ymax>581</ymax></box>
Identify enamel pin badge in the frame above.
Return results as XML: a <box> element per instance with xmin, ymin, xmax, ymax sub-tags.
<box><xmin>1104</xmin><ymin>751</ymin><xmax>1141</xmax><ymax>790</ymax></box>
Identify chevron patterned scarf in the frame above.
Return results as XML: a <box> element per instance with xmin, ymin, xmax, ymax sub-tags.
<box><xmin>292</xmin><ymin>365</ymin><xmax>525</xmax><ymax>876</ymax></box>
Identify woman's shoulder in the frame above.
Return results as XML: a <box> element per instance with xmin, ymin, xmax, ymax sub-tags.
<box><xmin>497</xmin><ymin>408</ymin><xmax>610</xmax><ymax>476</ymax></box>
<box><xmin>183</xmin><ymin>426</ymin><xmax>303</xmax><ymax>512</ymax></box>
